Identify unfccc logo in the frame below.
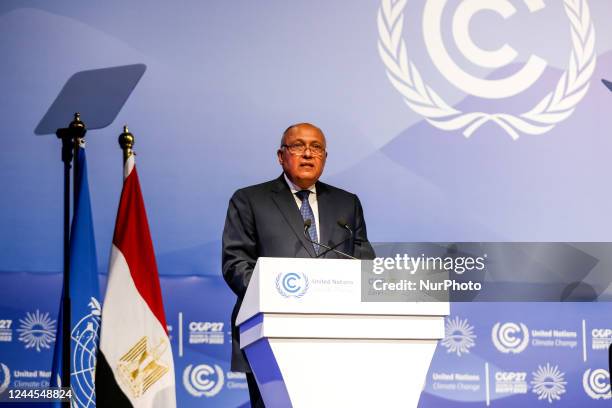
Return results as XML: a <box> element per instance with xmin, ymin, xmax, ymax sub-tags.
<box><xmin>183</xmin><ymin>364</ymin><xmax>224</xmax><ymax>398</ymax></box>
<box><xmin>0</xmin><ymin>363</ymin><xmax>10</xmax><ymax>394</ymax></box>
<box><xmin>377</xmin><ymin>0</ymin><xmax>596</xmax><ymax>140</ymax></box>
<box><xmin>583</xmin><ymin>368</ymin><xmax>612</xmax><ymax>400</ymax></box>
<box><xmin>492</xmin><ymin>322</ymin><xmax>529</xmax><ymax>353</ymax></box>
<box><xmin>275</xmin><ymin>272</ymin><xmax>310</xmax><ymax>298</ymax></box>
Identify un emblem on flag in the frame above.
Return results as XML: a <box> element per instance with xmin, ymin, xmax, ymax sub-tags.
<box><xmin>70</xmin><ymin>297</ymin><xmax>101</xmax><ymax>407</ymax></box>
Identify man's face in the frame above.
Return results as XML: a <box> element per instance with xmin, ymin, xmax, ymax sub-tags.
<box><xmin>277</xmin><ymin>125</ymin><xmax>327</xmax><ymax>189</ymax></box>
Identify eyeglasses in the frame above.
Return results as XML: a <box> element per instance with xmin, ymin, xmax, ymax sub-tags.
<box><xmin>281</xmin><ymin>143</ymin><xmax>326</xmax><ymax>157</ymax></box>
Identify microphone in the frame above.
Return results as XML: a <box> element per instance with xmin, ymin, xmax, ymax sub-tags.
<box><xmin>316</xmin><ymin>219</ymin><xmax>354</xmax><ymax>258</ymax></box>
<box><xmin>303</xmin><ymin>219</ymin><xmax>357</xmax><ymax>260</ymax></box>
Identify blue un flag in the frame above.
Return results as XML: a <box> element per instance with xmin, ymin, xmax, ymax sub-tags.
<box><xmin>50</xmin><ymin>146</ymin><xmax>101</xmax><ymax>407</ymax></box>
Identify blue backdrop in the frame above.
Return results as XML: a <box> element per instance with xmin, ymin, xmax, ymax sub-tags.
<box><xmin>1</xmin><ymin>0</ymin><xmax>611</xmax><ymax>406</ymax></box>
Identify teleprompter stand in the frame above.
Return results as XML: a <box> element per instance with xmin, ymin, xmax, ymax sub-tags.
<box><xmin>37</xmin><ymin>64</ymin><xmax>146</xmax><ymax>406</ymax></box>
<box><xmin>603</xmin><ymin>78</ymin><xmax>612</xmax><ymax>382</ymax></box>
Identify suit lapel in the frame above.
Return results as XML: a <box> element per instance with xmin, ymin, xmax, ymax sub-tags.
<box><xmin>270</xmin><ymin>175</ymin><xmax>316</xmax><ymax>258</ymax></box>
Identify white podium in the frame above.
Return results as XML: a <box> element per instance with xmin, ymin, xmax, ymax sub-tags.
<box><xmin>237</xmin><ymin>257</ymin><xmax>449</xmax><ymax>408</ymax></box>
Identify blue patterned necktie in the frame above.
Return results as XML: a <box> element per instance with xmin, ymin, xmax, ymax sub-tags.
<box><xmin>296</xmin><ymin>190</ymin><xmax>319</xmax><ymax>254</ymax></box>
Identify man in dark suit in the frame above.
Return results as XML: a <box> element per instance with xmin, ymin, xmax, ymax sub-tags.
<box><xmin>222</xmin><ymin>123</ymin><xmax>374</xmax><ymax>407</ymax></box>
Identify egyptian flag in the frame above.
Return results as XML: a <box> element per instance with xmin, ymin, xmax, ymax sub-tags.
<box><xmin>96</xmin><ymin>155</ymin><xmax>176</xmax><ymax>407</ymax></box>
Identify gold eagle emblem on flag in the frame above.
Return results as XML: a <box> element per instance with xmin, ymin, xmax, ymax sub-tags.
<box><xmin>116</xmin><ymin>336</ymin><xmax>169</xmax><ymax>398</ymax></box>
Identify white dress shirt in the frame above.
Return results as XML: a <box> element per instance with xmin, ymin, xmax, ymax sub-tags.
<box><xmin>284</xmin><ymin>173</ymin><xmax>321</xmax><ymax>242</ymax></box>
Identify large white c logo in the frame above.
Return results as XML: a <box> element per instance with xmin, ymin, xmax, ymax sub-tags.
<box><xmin>423</xmin><ymin>0</ymin><xmax>548</xmax><ymax>99</ymax></box>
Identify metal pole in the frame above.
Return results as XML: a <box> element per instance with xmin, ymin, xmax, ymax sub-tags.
<box><xmin>55</xmin><ymin>113</ymin><xmax>86</xmax><ymax>408</ymax></box>
<box><xmin>60</xmin><ymin>135</ymin><xmax>71</xmax><ymax>401</ymax></box>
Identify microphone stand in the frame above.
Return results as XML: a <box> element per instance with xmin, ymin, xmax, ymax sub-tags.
<box><xmin>303</xmin><ymin>221</ymin><xmax>357</xmax><ymax>260</ymax></box>
<box><xmin>317</xmin><ymin>222</ymin><xmax>353</xmax><ymax>258</ymax></box>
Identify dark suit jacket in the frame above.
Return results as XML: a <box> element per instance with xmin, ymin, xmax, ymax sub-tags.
<box><xmin>221</xmin><ymin>174</ymin><xmax>375</xmax><ymax>372</ymax></box>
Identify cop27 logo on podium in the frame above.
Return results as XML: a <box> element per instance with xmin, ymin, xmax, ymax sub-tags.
<box><xmin>377</xmin><ymin>0</ymin><xmax>596</xmax><ymax>139</ymax></box>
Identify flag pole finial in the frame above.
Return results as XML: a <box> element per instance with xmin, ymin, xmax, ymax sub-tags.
<box><xmin>71</xmin><ymin>113</ymin><xmax>86</xmax><ymax>147</ymax></box>
<box><xmin>69</xmin><ymin>112</ymin><xmax>85</xmax><ymax>128</ymax></box>
<box><xmin>118</xmin><ymin>125</ymin><xmax>135</xmax><ymax>163</ymax></box>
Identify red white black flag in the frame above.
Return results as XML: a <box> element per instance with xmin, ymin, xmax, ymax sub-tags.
<box><xmin>96</xmin><ymin>155</ymin><xmax>176</xmax><ymax>407</ymax></box>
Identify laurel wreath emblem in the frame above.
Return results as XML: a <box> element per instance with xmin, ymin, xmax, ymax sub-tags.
<box><xmin>377</xmin><ymin>0</ymin><xmax>596</xmax><ymax>140</ymax></box>
<box><xmin>275</xmin><ymin>272</ymin><xmax>310</xmax><ymax>298</ymax></box>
